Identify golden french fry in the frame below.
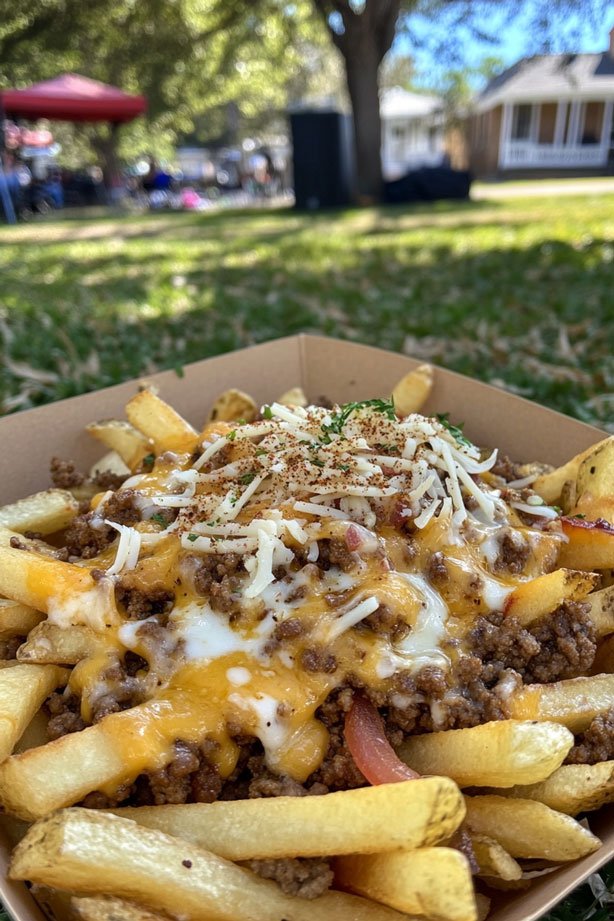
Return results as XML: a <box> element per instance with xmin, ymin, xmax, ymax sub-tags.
<box><xmin>397</xmin><ymin>720</ymin><xmax>573</xmax><ymax>788</ymax></box>
<box><xmin>206</xmin><ymin>389</ymin><xmax>257</xmax><ymax>424</ymax></box>
<box><xmin>74</xmin><ymin>896</ymin><xmax>174</xmax><ymax>921</ymax></box>
<box><xmin>464</xmin><ymin>795</ymin><xmax>600</xmax><ymax>860</ymax></box>
<box><xmin>17</xmin><ymin>622</ymin><xmax>103</xmax><ymax>666</ymax></box>
<box><xmin>474</xmin><ymin>894</ymin><xmax>490</xmax><ymax>921</ymax></box>
<box><xmin>277</xmin><ymin>387</ymin><xmax>308</xmax><ymax>408</ymax></box>
<box><xmin>493</xmin><ymin>761</ymin><xmax>614</xmax><ymax>815</ymax></box>
<box><xmin>0</xmin><ymin>663</ymin><xmax>67</xmax><ymax>761</ymax></box>
<box><xmin>0</xmin><ymin>599</ymin><xmax>44</xmax><ymax>638</ymax></box>
<box><xmin>576</xmin><ymin>435</ymin><xmax>614</xmax><ymax>506</ymax></box>
<box><xmin>532</xmin><ymin>437</ymin><xmax>613</xmax><ymax>504</ymax></box>
<box><xmin>503</xmin><ymin>568</ymin><xmax>599</xmax><ymax>626</ymax></box>
<box><xmin>0</xmin><ymin>525</ymin><xmax>60</xmax><ymax>557</ymax></box>
<box><xmin>470</xmin><ymin>833</ymin><xmax>522</xmax><ymax>881</ymax></box>
<box><xmin>392</xmin><ymin>365</ymin><xmax>433</xmax><ymax>416</ymax></box>
<box><xmin>11</xmin><ymin>810</ymin><xmax>414</xmax><ymax>921</ymax></box>
<box><xmin>86</xmin><ymin>420</ymin><xmax>154</xmax><ymax>471</ymax></box>
<box><xmin>0</xmin><ymin>547</ymin><xmax>108</xmax><ymax>622</ymax></box>
<box><xmin>558</xmin><ymin>516</ymin><xmax>614</xmax><ymax>570</ymax></box>
<box><xmin>113</xmin><ymin>777</ymin><xmax>464</xmax><ymax>859</ymax></box>
<box><xmin>14</xmin><ymin>709</ymin><xmax>49</xmax><ymax>755</ymax></box>
<box><xmin>587</xmin><ymin>584</ymin><xmax>614</xmax><ymax>638</ymax></box>
<box><xmin>0</xmin><ymin>489</ymin><xmax>79</xmax><ymax>536</ymax></box>
<box><xmin>509</xmin><ymin>673</ymin><xmax>614</xmax><ymax>732</ymax></box>
<box><xmin>89</xmin><ymin>450</ymin><xmax>131</xmax><ymax>481</ymax></box>
<box><xmin>334</xmin><ymin>848</ymin><xmax>475</xmax><ymax>921</ymax></box>
<box><xmin>125</xmin><ymin>391</ymin><xmax>197</xmax><ymax>455</ymax></box>
<box><xmin>73</xmin><ymin>896</ymin><xmax>174</xmax><ymax>921</ymax></box>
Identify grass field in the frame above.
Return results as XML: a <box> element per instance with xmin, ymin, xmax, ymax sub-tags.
<box><xmin>0</xmin><ymin>193</ymin><xmax>612</xmax><ymax>431</ymax></box>
<box><xmin>0</xmin><ymin>192</ymin><xmax>613</xmax><ymax>919</ymax></box>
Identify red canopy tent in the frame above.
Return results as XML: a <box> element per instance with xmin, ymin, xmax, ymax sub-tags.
<box><xmin>0</xmin><ymin>73</ymin><xmax>146</xmax><ymax>123</ymax></box>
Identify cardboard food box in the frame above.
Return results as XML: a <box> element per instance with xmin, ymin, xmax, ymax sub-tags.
<box><xmin>0</xmin><ymin>334</ymin><xmax>611</xmax><ymax>921</ymax></box>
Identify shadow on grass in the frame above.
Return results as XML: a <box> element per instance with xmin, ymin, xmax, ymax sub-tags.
<box><xmin>1</xmin><ymin>228</ymin><xmax>611</xmax><ymax>432</ymax></box>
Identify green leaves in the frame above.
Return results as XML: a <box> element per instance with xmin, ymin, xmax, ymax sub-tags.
<box><xmin>320</xmin><ymin>398</ymin><xmax>396</xmax><ymax>443</ymax></box>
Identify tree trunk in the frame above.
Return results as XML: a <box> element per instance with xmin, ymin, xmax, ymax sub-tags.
<box><xmin>344</xmin><ymin>37</ymin><xmax>383</xmax><ymax>202</ymax></box>
<box><xmin>312</xmin><ymin>0</ymin><xmax>402</xmax><ymax>203</ymax></box>
<box><xmin>91</xmin><ymin>124</ymin><xmax>122</xmax><ymax>201</ymax></box>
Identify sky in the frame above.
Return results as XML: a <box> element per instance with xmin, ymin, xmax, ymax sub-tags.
<box><xmin>395</xmin><ymin>1</ymin><xmax>614</xmax><ymax>89</ymax></box>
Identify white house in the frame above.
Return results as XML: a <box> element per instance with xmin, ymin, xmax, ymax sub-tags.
<box><xmin>470</xmin><ymin>27</ymin><xmax>614</xmax><ymax>175</ymax></box>
<box><xmin>380</xmin><ymin>87</ymin><xmax>447</xmax><ymax>179</ymax></box>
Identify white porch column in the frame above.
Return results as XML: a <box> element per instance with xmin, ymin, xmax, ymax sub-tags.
<box><xmin>498</xmin><ymin>102</ymin><xmax>512</xmax><ymax>169</ymax></box>
<box><xmin>554</xmin><ymin>101</ymin><xmax>567</xmax><ymax>146</ymax></box>
<box><xmin>600</xmin><ymin>101</ymin><xmax>613</xmax><ymax>153</ymax></box>
<box><xmin>567</xmin><ymin>101</ymin><xmax>581</xmax><ymax>146</ymax></box>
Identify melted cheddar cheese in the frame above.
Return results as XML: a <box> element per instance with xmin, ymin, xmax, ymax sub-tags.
<box><xmin>38</xmin><ymin>401</ymin><xmax>565</xmax><ymax>786</ymax></box>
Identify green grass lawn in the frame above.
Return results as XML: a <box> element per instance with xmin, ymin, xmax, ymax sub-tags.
<box><xmin>0</xmin><ymin>193</ymin><xmax>612</xmax><ymax>431</ymax></box>
<box><xmin>0</xmin><ymin>193</ymin><xmax>613</xmax><ymax>920</ymax></box>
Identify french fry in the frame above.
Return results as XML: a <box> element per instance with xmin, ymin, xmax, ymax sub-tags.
<box><xmin>470</xmin><ymin>834</ymin><xmax>522</xmax><ymax>881</ymax></box>
<box><xmin>558</xmin><ymin>516</ymin><xmax>614</xmax><ymax>570</ymax></box>
<box><xmin>0</xmin><ymin>525</ymin><xmax>62</xmax><ymax>557</ymax></box>
<box><xmin>277</xmin><ymin>387</ymin><xmax>307</xmax><ymax>408</ymax></box>
<box><xmin>0</xmin><ymin>663</ymin><xmax>67</xmax><ymax>761</ymax></box>
<box><xmin>86</xmin><ymin>420</ymin><xmax>154</xmax><ymax>471</ymax></box>
<box><xmin>14</xmin><ymin>709</ymin><xmax>49</xmax><ymax>755</ymax></box>
<box><xmin>333</xmin><ymin>848</ymin><xmax>476</xmax><ymax>921</ymax></box>
<box><xmin>492</xmin><ymin>761</ymin><xmax>614</xmax><ymax>815</ymax></box>
<box><xmin>574</xmin><ymin>436</ymin><xmax>614</xmax><ymax>523</ymax></box>
<box><xmin>503</xmin><ymin>568</ymin><xmax>599</xmax><ymax>626</ymax></box>
<box><xmin>392</xmin><ymin>364</ymin><xmax>433</xmax><ymax>416</ymax></box>
<box><xmin>532</xmin><ymin>437</ymin><xmax>613</xmax><ymax>504</ymax></box>
<box><xmin>17</xmin><ymin>623</ymin><xmax>103</xmax><ymax>666</ymax></box>
<box><xmin>0</xmin><ymin>489</ymin><xmax>79</xmax><ymax>536</ymax></box>
<box><xmin>11</xmin><ymin>810</ymin><xmax>415</xmax><ymax>921</ymax></box>
<box><xmin>206</xmin><ymin>389</ymin><xmax>257</xmax><ymax>424</ymax></box>
<box><xmin>113</xmin><ymin>777</ymin><xmax>465</xmax><ymax>859</ymax></box>
<box><xmin>463</xmin><ymin>795</ymin><xmax>600</xmax><ymax>860</ymax></box>
<box><xmin>73</xmin><ymin>896</ymin><xmax>174</xmax><ymax>921</ymax></box>
<box><xmin>0</xmin><ymin>599</ymin><xmax>44</xmax><ymax>638</ymax></box>
<box><xmin>474</xmin><ymin>894</ymin><xmax>490</xmax><ymax>921</ymax></box>
<box><xmin>0</xmin><ymin>547</ymin><xmax>111</xmax><ymax>623</ymax></box>
<box><xmin>89</xmin><ymin>451</ymin><xmax>131</xmax><ymax>481</ymax></box>
<box><xmin>396</xmin><ymin>720</ymin><xmax>573</xmax><ymax>788</ymax></box>
<box><xmin>125</xmin><ymin>391</ymin><xmax>197</xmax><ymax>455</ymax></box>
<box><xmin>509</xmin><ymin>673</ymin><xmax>614</xmax><ymax>732</ymax></box>
<box><xmin>587</xmin><ymin>584</ymin><xmax>614</xmax><ymax>637</ymax></box>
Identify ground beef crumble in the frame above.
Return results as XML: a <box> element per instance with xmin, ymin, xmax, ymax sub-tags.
<box><xmin>566</xmin><ymin>708</ymin><xmax>614</xmax><ymax>765</ymax></box>
<box><xmin>189</xmin><ymin>553</ymin><xmax>245</xmax><ymax>614</ymax></box>
<box><xmin>470</xmin><ymin>602</ymin><xmax>596</xmax><ymax>684</ymax></box>
<box><xmin>242</xmin><ymin>857</ymin><xmax>333</xmax><ymax>899</ymax></box>
<box><xmin>50</xmin><ymin>457</ymin><xmax>85</xmax><ymax>489</ymax></box>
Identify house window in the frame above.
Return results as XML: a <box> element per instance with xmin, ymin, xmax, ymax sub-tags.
<box><xmin>538</xmin><ymin>103</ymin><xmax>557</xmax><ymax>144</ymax></box>
<box><xmin>511</xmin><ymin>104</ymin><xmax>532</xmax><ymax>141</ymax></box>
<box><xmin>581</xmin><ymin>101</ymin><xmax>604</xmax><ymax>144</ymax></box>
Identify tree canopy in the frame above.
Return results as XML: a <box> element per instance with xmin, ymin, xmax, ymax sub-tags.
<box><xmin>1</xmin><ymin>0</ymin><xmax>610</xmax><ymax>197</ymax></box>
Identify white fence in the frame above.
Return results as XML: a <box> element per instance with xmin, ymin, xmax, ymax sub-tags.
<box><xmin>500</xmin><ymin>143</ymin><xmax>607</xmax><ymax>169</ymax></box>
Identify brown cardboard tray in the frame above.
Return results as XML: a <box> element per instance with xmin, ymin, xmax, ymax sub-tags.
<box><xmin>0</xmin><ymin>334</ymin><xmax>611</xmax><ymax>921</ymax></box>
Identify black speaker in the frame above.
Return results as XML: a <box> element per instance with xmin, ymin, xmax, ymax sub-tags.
<box><xmin>290</xmin><ymin>110</ymin><xmax>355</xmax><ymax>209</ymax></box>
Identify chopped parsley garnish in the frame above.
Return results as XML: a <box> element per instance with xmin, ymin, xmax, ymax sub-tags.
<box><xmin>186</xmin><ymin>533</ymin><xmax>198</xmax><ymax>542</ymax></box>
<box><xmin>263</xmin><ymin>405</ymin><xmax>273</xmax><ymax>420</ymax></box>
<box><xmin>141</xmin><ymin>452</ymin><xmax>155</xmax><ymax>470</ymax></box>
<box><xmin>255</xmin><ymin>448</ymin><xmax>267</xmax><ymax>457</ymax></box>
<box><xmin>572</xmin><ymin>513</ymin><xmax>586</xmax><ymax>519</ymax></box>
<box><xmin>552</xmin><ymin>505</ymin><xmax>563</xmax><ymax>515</ymax></box>
<box><xmin>436</xmin><ymin>413</ymin><xmax>472</xmax><ymax>448</ymax></box>
<box><xmin>319</xmin><ymin>398</ymin><xmax>396</xmax><ymax>444</ymax></box>
<box><xmin>338</xmin><ymin>463</ymin><xmax>350</xmax><ymax>472</ymax></box>
<box><xmin>151</xmin><ymin>513</ymin><xmax>167</xmax><ymax>527</ymax></box>
<box><xmin>310</xmin><ymin>457</ymin><xmax>325</xmax><ymax>468</ymax></box>
<box><xmin>239</xmin><ymin>471</ymin><xmax>257</xmax><ymax>485</ymax></box>
<box><xmin>237</xmin><ymin>418</ymin><xmax>246</xmax><ymax>425</ymax></box>
<box><xmin>227</xmin><ymin>429</ymin><xmax>237</xmax><ymax>441</ymax></box>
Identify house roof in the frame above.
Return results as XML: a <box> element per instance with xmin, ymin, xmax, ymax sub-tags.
<box><xmin>380</xmin><ymin>87</ymin><xmax>442</xmax><ymax>119</ymax></box>
<box><xmin>476</xmin><ymin>52</ymin><xmax>614</xmax><ymax>111</ymax></box>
